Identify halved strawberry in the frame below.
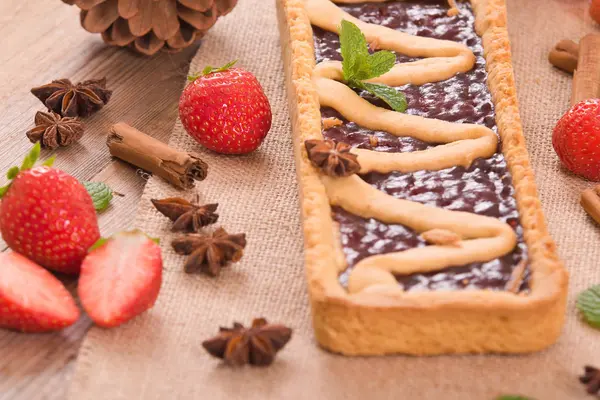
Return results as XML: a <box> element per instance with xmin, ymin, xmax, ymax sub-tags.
<box><xmin>78</xmin><ymin>230</ymin><xmax>163</xmax><ymax>328</ymax></box>
<box><xmin>0</xmin><ymin>252</ymin><xmax>80</xmax><ymax>332</ymax></box>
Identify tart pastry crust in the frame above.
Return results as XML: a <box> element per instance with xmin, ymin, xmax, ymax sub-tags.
<box><xmin>277</xmin><ymin>0</ymin><xmax>568</xmax><ymax>355</ymax></box>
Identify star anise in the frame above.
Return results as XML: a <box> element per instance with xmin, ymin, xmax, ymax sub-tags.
<box><xmin>305</xmin><ymin>139</ymin><xmax>360</xmax><ymax>177</ymax></box>
<box><xmin>171</xmin><ymin>227</ymin><xmax>246</xmax><ymax>276</ymax></box>
<box><xmin>26</xmin><ymin>111</ymin><xmax>84</xmax><ymax>149</ymax></box>
<box><xmin>202</xmin><ymin>318</ymin><xmax>292</xmax><ymax>366</ymax></box>
<box><xmin>31</xmin><ymin>78</ymin><xmax>112</xmax><ymax>118</ymax></box>
<box><xmin>151</xmin><ymin>197</ymin><xmax>218</xmax><ymax>232</ymax></box>
<box><xmin>580</xmin><ymin>365</ymin><xmax>600</xmax><ymax>395</ymax></box>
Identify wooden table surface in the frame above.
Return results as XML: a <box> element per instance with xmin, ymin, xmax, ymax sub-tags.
<box><xmin>0</xmin><ymin>1</ymin><xmax>197</xmax><ymax>399</ymax></box>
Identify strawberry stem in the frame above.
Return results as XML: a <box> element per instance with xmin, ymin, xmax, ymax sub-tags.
<box><xmin>6</xmin><ymin>167</ymin><xmax>19</xmax><ymax>180</ymax></box>
<box><xmin>187</xmin><ymin>60</ymin><xmax>238</xmax><ymax>82</ymax></box>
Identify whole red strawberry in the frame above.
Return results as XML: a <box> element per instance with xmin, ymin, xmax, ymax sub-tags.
<box><xmin>0</xmin><ymin>252</ymin><xmax>80</xmax><ymax>333</ymax></box>
<box><xmin>179</xmin><ymin>61</ymin><xmax>272</xmax><ymax>155</ymax></box>
<box><xmin>553</xmin><ymin>98</ymin><xmax>600</xmax><ymax>181</ymax></box>
<box><xmin>0</xmin><ymin>144</ymin><xmax>100</xmax><ymax>274</ymax></box>
<box><xmin>78</xmin><ymin>230</ymin><xmax>163</xmax><ymax>328</ymax></box>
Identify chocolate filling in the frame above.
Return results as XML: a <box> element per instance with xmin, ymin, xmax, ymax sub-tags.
<box><xmin>313</xmin><ymin>0</ymin><xmax>529</xmax><ymax>292</ymax></box>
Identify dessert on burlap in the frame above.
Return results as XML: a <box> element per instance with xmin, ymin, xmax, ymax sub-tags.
<box><xmin>68</xmin><ymin>1</ymin><xmax>600</xmax><ymax>399</ymax></box>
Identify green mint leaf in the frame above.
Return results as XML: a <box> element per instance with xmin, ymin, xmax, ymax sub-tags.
<box><xmin>202</xmin><ymin>60</ymin><xmax>238</xmax><ymax>76</ymax></box>
<box><xmin>6</xmin><ymin>166</ymin><xmax>19</xmax><ymax>180</ymax></box>
<box><xmin>42</xmin><ymin>155</ymin><xmax>57</xmax><ymax>167</ymax></box>
<box><xmin>367</xmin><ymin>50</ymin><xmax>396</xmax><ymax>79</ymax></box>
<box><xmin>496</xmin><ymin>396</ymin><xmax>534</xmax><ymax>400</ymax></box>
<box><xmin>360</xmin><ymin>82</ymin><xmax>407</xmax><ymax>113</ymax></box>
<box><xmin>352</xmin><ymin>63</ymin><xmax>373</xmax><ymax>82</ymax></box>
<box><xmin>340</xmin><ymin>19</ymin><xmax>370</xmax><ymax>82</ymax></box>
<box><xmin>150</xmin><ymin>237</ymin><xmax>160</xmax><ymax>245</ymax></box>
<box><xmin>338</xmin><ymin>20</ymin><xmax>407</xmax><ymax>113</ymax></box>
<box><xmin>88</xmin><ymin>237</ymin><xmax>109</xmax><ymax>253</ymax></box>
<box><xmin>339</xmin><ymin>20</ymin><xmax>396</xmax><ymax>81</ymax></box>
<box><xmin>83</xmin><ymin>181</ymin><xmax>114</xmax><ymax>212</ymax></box>
<box><xmin>577</xmin><ymin>284</ymin><xmax>600</xmax><ymax>329</ymax></box>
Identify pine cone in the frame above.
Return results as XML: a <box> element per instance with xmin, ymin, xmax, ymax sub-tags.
<box><xmin>62</xmin><ymin>0</ymin><xmax>238</xmax><ymax>56</ymax></box>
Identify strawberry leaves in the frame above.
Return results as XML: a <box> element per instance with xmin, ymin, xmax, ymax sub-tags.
<box><xmin>88</xmin><ymin>237</ymin><xmax>109</xmax><ymax>253</ymax></box>
<box><xmin>188</xmin><ymin>60</ymin><xmax>239</xmax><ymax>82</ymax></box>
<box><xmin>20</xmin><ymin>142</ymin><xmax>41</xmax><ymax>170</ymax></box>
<box><xmin>495</xmin><ymin>396</ymin><xmax>534</xmax><ymax>400</ymax></box>
<box><xmin>0</xmin><ymin>143</ymin><xmax>55</xmax><ymax>199</ymax></box>
<box><xmin>202</xmin><ymin>60</ymin><xmax>238</xmax><ymax>76</ymax></box>
<box><xmin>88</xmin><ymin>230</ymin><xmax>159</xmax><ymax>253</ymax></box>
<box><xmin>0</xmin><ymin>143</ymin><xmax>115</xmax><ymax>211</ymax></box>
<box><xmin>577</xmin><ymin>284</ymin><xmax>600</xmax><ymax>329</ymax></box>
<box><xmin>6</xmin><ymin>167</ymin><xmax>19</xmax><ymax>180</ymax></box>
<box><xmin>42</xmin><ymin>155</ymin><xmax>57</xmax><ymax>167</ymax></box>
<box><xmin>339</xmin><ymin>20</ymin><xmax>407</xmax><ymax>112</ymax></box>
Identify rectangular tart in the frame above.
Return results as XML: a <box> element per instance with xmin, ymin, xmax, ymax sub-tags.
<box><xmin>276</xmin><ymin>0</ymin><xmax>568</xmax><ymax>355</ymax></box>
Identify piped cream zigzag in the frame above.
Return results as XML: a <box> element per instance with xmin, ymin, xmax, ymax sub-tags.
<box><xmin>317</xmin><ymin>78</ymin><xmax>498</xmax><ymax>173</ymax></box>
<box><xmin>323</xmin><ymin>176</ymin><xmax>517</xmax><ymax>294</ymax></box>
<box><xmin>306</xmin><ymin>0</ymin><xmax>517</xmax><ymax>294</ymax></box>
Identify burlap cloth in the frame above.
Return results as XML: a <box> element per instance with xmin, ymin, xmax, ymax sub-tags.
<box><xmin>68</xmin><ymin>1</ymin><xmax>600</xmax><ymax>399</ymax></box>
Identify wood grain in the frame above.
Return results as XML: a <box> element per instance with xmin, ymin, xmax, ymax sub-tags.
<box><xmin>0</xmin><ymin>1</ymin><xmax>198</xmax><ymax>398</ymax></box>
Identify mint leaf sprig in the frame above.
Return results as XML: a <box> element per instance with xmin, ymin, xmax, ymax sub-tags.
<box><xmin>83</xmin><ymin>181</ymin><xmax>114</xmax><ymax>212</ymax></box>
<box><xmin>577</xmin><ymin>284</ymin><xmax>600</xmax><ymax>329</ymax></box>
<box><xmin>339</xmin><ymin>20</ymin><xmax>407</xmax><ymax>113</ymax></box>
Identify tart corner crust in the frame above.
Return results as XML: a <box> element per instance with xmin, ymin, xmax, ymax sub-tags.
<box><xmin>276</xmin><ymin>0</ymin><xmax>568</xmax><ymax>356</ymax></box>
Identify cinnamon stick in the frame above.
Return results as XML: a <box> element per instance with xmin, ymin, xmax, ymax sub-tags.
<box><xmin>581</xmin><ymin>185</ymin><xmax>600</xmax><ymax>226</ymax></box>
<box><xmin>571</xmin><ymin>34</ymin><xmax>600</xmax><ymax>105</ymax></box>
<box><xmin>548</xmin><ymin>39</ymin><xmax>579</xmax><ymax>74</ymax></box>
<box><xmin>107</xmin><ymin>122</ymin><xmax>208</xmax><ymax>189</ymax></box>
